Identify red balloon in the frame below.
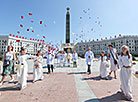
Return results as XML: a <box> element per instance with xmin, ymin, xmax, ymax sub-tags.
<box><xmin>21</xmin><ymin>16</ymin><xmax>24</xmax><ymax>19</ymax></box>
<box><xmin>20</xmin><ymin>24</ymin><xmax>23</xmax><ymax>27</ymax></box>
<box><xmin>32</xmin><ymin>30</ymin><xmax>34</xmax><ymax>33</ymax></box>
<box><xmin>29</xmin><ymin>13</ymin><xmax>32</xmax><ymax>15</ymax></box>
<box><xmin>17</xmin><ymin>31</ymin><xmax>20</xmax><ymax>34</ymax></box>
<box><xmin>43</xmin><ymin>36</ymin><xmax>46</xmax><ymax>38</ymax></box>
<box><xmin>27</xmin><ymin>29</ymin><xmax>29</xmax><ymax>31</ymax></box>
<box><xmin>40</xmin><ymin>21</ymin><xmax>42</xmax><ymax>24</ymax></box>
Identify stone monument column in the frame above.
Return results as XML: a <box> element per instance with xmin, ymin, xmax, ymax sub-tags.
<box><xmin>66</xmin><ymin>8</ymin><xmax>70</xmax><ymax>43</ymax></box>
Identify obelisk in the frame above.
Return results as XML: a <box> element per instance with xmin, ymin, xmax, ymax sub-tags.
<box><xmin>66</xmin><ymin>8</ymin><xmax>70</xmax><ymax>43</ymax></box>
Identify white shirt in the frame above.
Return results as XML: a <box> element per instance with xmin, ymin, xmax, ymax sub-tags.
<box><xmin>118</xmin><ymin>55</ymin><xmax>132</xmax><ymax>68</ymax></box>
<box><xmin>72</xmin><ymin>53</ymin><xmax>78</xmax><ymax>62</ymax></box>
<box><xmin>45</xmin><ymin>50</ymin><xmax>55</xmax><ymax>65</ymax></box>
<box><xmin>85</xmin><ymin>51</ymin><xmax>94</xmax><ymax>65</ymax></box>
<box><xmin>5</xmin><ymin>51</ymin><xmax>13</xmax><ymax>60</ymax></box>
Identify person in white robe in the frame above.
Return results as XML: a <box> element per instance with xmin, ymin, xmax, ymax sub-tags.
<box><xmin>107</xmin><ymin>45</ymin><xmax>119</xmax><ymax>79</ymax></box>
<box><xmin>16</xmin><ymin>47</ymin><xmax>32</xmax><ymax>90</ymax></box>
<box><xmin>57</xmin><ymin>51</ymin><xmax>62</xmax><ymax>67</ymax></box>
<box><xmin>33</xmin><ymin>50</ymin><xmax>44</xmax><ymax>83</ymax></box>
<box><xmin>62</xmin><ymin>51</ymin><xmax>67</xmax><ymax>67</ymax></box>
<box><xmin>67</xmin><ymin>52</ymin><xmax>72</xmax><ymax>67</ymax></box>
<box><xmin>97</xmin><ymin>51</ymin><xmax>109</xmax><ymax>80</ymax></box>
<box><xmin>118</xmin><ymin>45</ymin><xmax>136</xmax><ymax>101</ymax></box>
<box><xmin>72</xmin><ymin>50</ymin><xmax>78</xmax><ymax>67</ymax></box>
<box><xmin>85</xmin><ymin>47</ymin><xmax>94</xmax><ymax>75</ymax></box>
<box><xmin>45</xmin><ymin>47</ymin><xmax>55</xmax><ymax>74</ymax></box>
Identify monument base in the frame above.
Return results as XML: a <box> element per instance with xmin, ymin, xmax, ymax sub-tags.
<box><xmin>61</xmin><ymin>41</ymin><xmax>75</xmax><ymax>53</ymax></box>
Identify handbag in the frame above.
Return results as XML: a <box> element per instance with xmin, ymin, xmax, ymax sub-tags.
<box><xmin>110</xmin><ymin>50</ymin><xmax>118</xmax><ymax>65</ymax></box>
<box><xmin>16</xmin><ymin>61</ymin><xmax>24</xmax><ymax>69</ymax></box>
<box><xmin>3</xmin><ymin>60</ymin><xmax>10</xmax><ymax>67</ymax></box>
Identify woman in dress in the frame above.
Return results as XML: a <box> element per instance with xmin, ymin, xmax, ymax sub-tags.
<box><xmin>118</xmin><ymin>45</ymin><xmax>136</xmax><ymax>101</ymax></box>
<box><xmin>0</xmin><ymin>45</ymin><xmax>16</xmax><ymax>86</ymax></box>
<box><xmin>33</xmin><ymin>50</ymin><xmax>44</xmax><ymax>82</ymax></box>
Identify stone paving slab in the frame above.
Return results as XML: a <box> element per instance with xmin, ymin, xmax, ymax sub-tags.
<box><xmin>82</xmin><ymin>72</ymin><xmax>138</xmax><ymax>102</ymax></box>
<box><xmin>0</xmin><ymin>72</ymin><xmax>78</xmax><ymax>102</ymax></box>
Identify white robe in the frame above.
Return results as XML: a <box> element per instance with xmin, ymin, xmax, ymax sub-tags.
<box><xmin>17</xmin><ymin>54</ymin><xmax>31</xmax><ymax>89</ymax></box>
<box><xmin>85</xmin><ymin>51</ymin><xmax>94</xmax><ymax>65</ymax></box>
<box><xmin>72</xmin><ymin>53</ymin><xmax>78</xmax><ymax>62</ymax></box>
<box><xmin>99</xmin><ymin>56</ymin><xmax>108</xmax><ymax>78</ymax></box>
<box><xmin>108</xmin><ymin>48</ymin><xmax>118</xmax><ymax>71</ymax></box>
<box><xmin>57</xmin><ymin>53</ymin><xmax>62</xmax><ymax>63</ymax></box>
<box><xmin>62</xmin><ymin>53</ymin><xmax>67</xmax><ymax>63</ymax></box>
<box><xmin>33</xmin><ymin>56</ymin><xmax>43</xmax><ymax>81</ymax></box>
<box><xmin>118</xmin><ymin>55</ymin><xmax>133</xmax><ymax>98</ymax></box>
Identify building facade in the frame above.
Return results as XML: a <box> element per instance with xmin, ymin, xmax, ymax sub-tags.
<box><xmin>75</xmin><ymin>35</ymin><xmax>138</xmax><ymax>56</ymax></box>
<box><xmin>0</xmin><ymin>35</ymin><xmax>47</xmax><ymax>55</ymax></box>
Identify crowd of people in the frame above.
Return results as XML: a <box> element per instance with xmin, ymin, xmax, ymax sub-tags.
<box><xmin>0</xmin><ymin>44</ymin><xmax>136</xmax><ymax>101</ymax></box>
<box><xmin>85</xmin><ymin>45</ymin><xmax>136</xmax><ymax>101</ymax></box>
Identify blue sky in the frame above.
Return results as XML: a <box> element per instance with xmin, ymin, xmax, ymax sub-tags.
<box><xmin>0</xmin><ymin>0</ymin><xmax>138</xmax><ymax>45</ymax></box>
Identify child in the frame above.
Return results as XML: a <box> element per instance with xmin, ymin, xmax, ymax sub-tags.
<box><xmin>118</xmin><ymin>45</ymin><xmax>136</xmax><ymax>101</ymax></box>
<box><xmin>16</xmin><ymin>47</ymin><xmax>32</xmax><ymax>90</ymax></box>
<box><xmin>33</xmin><ymin>50</ymin><xmax>44</xmax><ymax>83</ymax></box>
<box><xmin>98</xmin><ymin>51</ymin><xmax>109</xmax><ymax>80</ymax></box>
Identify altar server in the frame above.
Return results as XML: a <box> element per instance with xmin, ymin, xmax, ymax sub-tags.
<box><xmin>57</xmin><ymin>51</ymin><xmax>62</xmax><ymax>67</ymax></box>
<box><xmin>16</xmin><ymin>47</ymin><xmax>32</xmax><ymax>90</ymax></box>
<box><xmin>118</xmin><ymin>45</ymin><xmax>136</xmax><ymax>101</ymax></box>
<box><xmin>98</xmin><ymin>51</ymin><xmax>109</xmax><ymax>80</ymax></box>
<box><xmin>67</xmin><ymin>52</ymin><xmax>72</xmax><ymax>67</ymax></box>
<box><xmin>72</xmin><ymin>50</ymin><xmax>78</xmax><ymax>67</ymax></box>
<box><xmin>33</xmin><ymin>50</ymin><xmax>44</xmax><ymax>83</ymax></box>
<box><xmin>85</xmin><ymin>47</ymin><xmax>94</xmax><ymax>75</ymax></box>
<box><xmin>62</xmin><ymin>51</ymin><xmax>67</xmax><ymax>67</ymax></box>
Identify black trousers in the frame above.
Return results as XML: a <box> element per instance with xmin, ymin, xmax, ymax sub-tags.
<box><xmin>47</xmin><ymin>64</ymin><xmax>53</xmax><ymax>73</ymax></box>
<box><xmin>87</xmin><ymin>65</ymin><xmax>91</xmax><ymax>73</ymax></box>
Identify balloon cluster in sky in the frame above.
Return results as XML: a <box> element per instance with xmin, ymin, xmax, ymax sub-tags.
<box><xmin>10</xmin><ymin>12</ymin><xmax>61</xmax><ymax>53</ymax></box>
<box><xmin>72</xmin><ymin>8</ymin><xmax>103</xmax><ymax>43</ymax></box>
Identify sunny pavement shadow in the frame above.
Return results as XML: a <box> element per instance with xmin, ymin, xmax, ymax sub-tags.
<box><xmin>67</xmin><ymin>72</ymin><xmax>87</xmax><ymax>75</ymax></box>
<box><xmin>82</xmin><ymin>75</ymin><xmax>113</xmax><ymax>81</ymax></box>
<box><xmin>84</xmin><ymin>92</ymin><xmax>127</xmax><ymax>102</ymax></box>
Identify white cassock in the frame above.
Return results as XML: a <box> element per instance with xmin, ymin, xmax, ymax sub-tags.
<box><xmin>67</xmin><ymin>53</ymin><xmax>72</xmax><ymax>65</ymax></box>
<box><xmin>108</xmin><ymin>48</ymin><xmax>118</xmax><ymax>71</ymax></box>
<box><xmin>57</xmin><ymin>53</ymin><xmax>61</xmax><ymax>64</ymax></box>
<box><xmin>33</xmin><ymin>56</ymin><xmax>44</xmax><ymax>82</ymax></box>
<box><xmin>62</xmin><ymin>53</ymin><xmax>67</xmax><ymax>64</ymax></box>
<box><xmin>17</xmin><ymin>54</ymin><xmax>31</xmax><ymax>89</ymax></box>
<box><xmin>118</xmin><ymin>55</ymin><xmax>133</xmax><ymax>98</ymax></box>
<box><xmin>85</xmin><ymin>51</ymin><xmax>94</xmax><ymax>65</ymax></box>
<box><xmin>99</xmin><ymin>56</ymin><xmax>108</xmax><ymax>78</ymax></box>
<box><xmin>72</xmin><ymin>53</ymin><xmax>78</xmax><ymax>63</ymax></box>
